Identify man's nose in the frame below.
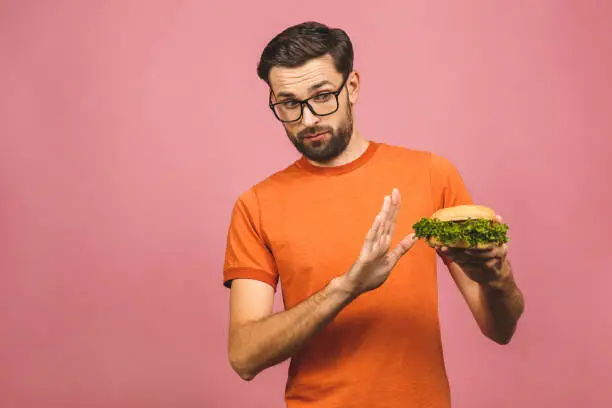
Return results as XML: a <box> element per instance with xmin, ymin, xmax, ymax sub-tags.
<box><xmin>301</xmin><ymin>105</ymin><xmax>320</xmax><ymax>127</ymax></box>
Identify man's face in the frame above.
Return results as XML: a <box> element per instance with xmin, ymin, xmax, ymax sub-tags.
<box><xmin>268</xmin><ymin>55</ymin><xmax>357</xmax><ymax>163</ymax></box>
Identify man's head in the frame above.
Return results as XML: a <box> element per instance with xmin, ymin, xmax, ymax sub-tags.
<box><xmin>257</xmin><ymin>22</ymin><xmax>359</xmax><ymax>163</ymax></box>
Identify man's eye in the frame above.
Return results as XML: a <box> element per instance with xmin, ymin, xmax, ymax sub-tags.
<box><xmin>313</xmin><ymin>93</ymin><xmax>333</xmax><ymax>102</ymax></box>
<box><xmin>283</xmin><ymin>101</ymin><xmax>300</xmax><ymax>108</ymax></box>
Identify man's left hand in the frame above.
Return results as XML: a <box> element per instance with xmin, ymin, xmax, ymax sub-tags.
<box><xmin>436</xmin><ymin>215</ymin><xmax>510</xmax><ymax>285</ymax></box>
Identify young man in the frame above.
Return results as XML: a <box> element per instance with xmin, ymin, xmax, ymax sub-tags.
<box><xmin>222</xmin><ymin>21</ymin><xmax>524</xmax><ymax>408</ymax></box>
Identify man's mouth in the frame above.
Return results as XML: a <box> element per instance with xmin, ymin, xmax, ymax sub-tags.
<box><xmin>303</xmin><ymin>131</ymin><xmax>328</xmax><ymax>141</ymax></box>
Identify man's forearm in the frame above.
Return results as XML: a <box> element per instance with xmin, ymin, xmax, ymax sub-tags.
<box><xmin>480</xmin><ymin>260</ymin><xmax>525</xmax><ymax>344</ymax></box>
<box><xmin>228</xmin><ymin>276</ymin><xmax>356</xmax><ymax>380</ymax></box>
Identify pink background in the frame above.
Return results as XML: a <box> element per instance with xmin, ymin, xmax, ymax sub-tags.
<box><xmin>1</xmin><ymin>1</ymin><xmax>611</xmax><ymax>407</ymax></box>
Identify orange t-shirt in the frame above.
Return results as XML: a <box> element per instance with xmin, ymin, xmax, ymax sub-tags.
<box><xmin>223</xmin><ymin>141</ymin><xmax>473</xmax><ymax>408</ymax></box>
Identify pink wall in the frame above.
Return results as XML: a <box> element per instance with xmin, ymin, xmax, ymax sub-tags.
<box><xmin>1</xmin><ymin>1</ymin><xmax>611</xmax><ymax>407</ymax></box>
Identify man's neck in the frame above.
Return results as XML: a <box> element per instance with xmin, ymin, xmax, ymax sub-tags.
<box><xmin>306</xmin><ymin>130</ymin><xmax>370</xmax><ymax>168</ymax></box>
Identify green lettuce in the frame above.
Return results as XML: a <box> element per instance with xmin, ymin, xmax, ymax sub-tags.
<box><xmin>412</xmin><ymin>217</ymin><xmax>509</xmax><ymax>246</ymax></box>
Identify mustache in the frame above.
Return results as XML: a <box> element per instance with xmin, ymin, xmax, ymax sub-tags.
<box><xmin>297</xmin><ymin>127</ymin><xmax>334</xmax><ymax>140</ymax></box>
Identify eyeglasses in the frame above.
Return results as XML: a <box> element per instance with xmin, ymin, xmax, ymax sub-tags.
<box><xmin>268</xmin><ymin>75</ymin><xmax>349</xmax><ymax>123</ymax></box>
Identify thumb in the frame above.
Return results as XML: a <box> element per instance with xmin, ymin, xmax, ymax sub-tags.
<box><xmin>386</xmin><ymin>233</ymin><xmax>418</xmax><ymax>266</ymax></box>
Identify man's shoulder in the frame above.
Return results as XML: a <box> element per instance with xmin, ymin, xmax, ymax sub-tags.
<box><xmin>377</xmin><ymin>141</ymin><xmax>459</xmax><ymax>169</ymax></box>
<box><xmin>378</xmin><ymin>142</ymin><xmax>427</xmax><ymax>155</ymax></box>
<box><xmin>375</xmin><ymin>141</ymin><xmax>440</xmax><ymax>168</ymax></box>
<box><xmin>233</xmin><ymin>160</ymin><xmax>302</xmax><ymax>205</ymax></box>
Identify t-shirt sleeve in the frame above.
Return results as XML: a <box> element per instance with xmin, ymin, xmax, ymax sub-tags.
<box><xmin>430</xmin><ymin>153</ymin><xmax>473</xmax><ymax>211</ymax></box>
<box><xmin>429</xmin><ymin>153</ymin><xmax>474</xmax><ymax>266</ymax></box>
<box><xmin>222</xmin><ymin>188</ymin><xmax>279</xmax><ymax>290</ymax></box>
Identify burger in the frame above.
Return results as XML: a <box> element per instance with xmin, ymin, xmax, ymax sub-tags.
<box><xmin>412</xmin><ymin>204</ymin><xmax>509</xmax><ymax>249</ymax></box>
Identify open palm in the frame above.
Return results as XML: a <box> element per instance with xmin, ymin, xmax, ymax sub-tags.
<box><xmin>345</xmin><ymin>189</ymin><xmax>417</xmax><ymax>294</ymax></box>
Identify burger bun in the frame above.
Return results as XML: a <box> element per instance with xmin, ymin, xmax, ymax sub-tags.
<box><xmin>431</xmin><ymin>204</ymin><xmax>497</xmax><ymax>222</ymax></box>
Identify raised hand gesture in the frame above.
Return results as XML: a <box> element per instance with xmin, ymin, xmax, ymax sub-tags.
<box><xmin>342</xmin><ymin>189</ymin><xmax>417</xmax><ymax>295</ymax></box>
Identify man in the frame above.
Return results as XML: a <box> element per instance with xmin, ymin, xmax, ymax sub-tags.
<box><xmin>222</xmin><ymin>21</ymin><xmax>524</xmax><ymax>408</ymax></box>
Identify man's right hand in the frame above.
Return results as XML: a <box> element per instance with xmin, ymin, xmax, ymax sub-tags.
<box><xmin>339</xmin><ymin>188</ymin><xmax>417</xmax><ymax>296</ymax></box>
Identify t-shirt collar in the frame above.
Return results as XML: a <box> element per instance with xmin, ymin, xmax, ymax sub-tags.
<box><xmin>296</xmin><ymin>141</ymin><xmax>379</xmax><ymax>176</ymax></box>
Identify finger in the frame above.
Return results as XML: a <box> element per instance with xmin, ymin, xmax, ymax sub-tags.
<box><xmin>389</xmin><ymin>189</ymin><xmax>400</xmax><ymax>220</ymax></box>
<box><xmin>442</xmin><ymin>246</ymin><xmax>502</xmax><ymax>260</ymax></box>
<box><xmin>362</xmin><ymin>214</ymin><xmax>382</xmax><ymax>254</ymax></box>
<box><xmin>448</xmin><ymin>253</ymin><xmax>496</xmax><ymax>265</ymax></box>
<box><xmin>377</xmin><ymin>195</ymin><xmax>392</xmax><ymax>241</ymax></box>
<box><xmin>380</xmin><ymin>233</ymin><xmax>392</xmax><ymax>255</ymax></box>
<box><xmin>386</xmin><ymin>233</ymin><xmax>417</xmax><ymax>266</ymax></box>
<box><xmin>467</xmin><ymin>243</ymin><xmax>508</xmax><ymax>258</ymax></box>
<box><xmin>495</xmin><ymin>214</ymin><xmax>503</xmax><ymax>223</ymax></box>
<box><xmin>375</xmin><ymin>224</ymin><xmax>393</xmax><ymax>258</ymax></box>
<box><xmin>459</xmin><ymin>259</ymin><xmax>501</xmax><ymax>277</ymax></box>
<box><xmin>380</xmin><ymin>193</ymin><xmax>394</xmax><ymax>236</ymax></box>
<box><xmin>371</xmin><ymin>232</ymin><xmax>384</xmax><ymax>258</ymax></box>
<box><xmin>437</xmin><ymin>250</ymin><xmax>477</xmax><ymax>265</ymax></box>
<box><xmin>437</xmin><ymin>248</ymin><xmax>465</xmax><ymax>264</ymax></box>
<box><xmin>485</xmin><ymin>258</ymin><xmax>502</xmax><ymax>270</ymax></box>
<box><xmin>372</xmin><ymin>232</ymin><xmax>392</xmax><ymax>257</ymax></box>
<box><xmin>463</xmin><ymin>249</ymin><xmax>499</xmax><ymax>259</ymax></box>
<box><xmin>380</xmin><ymin>194</ymin><xmax>391</xmax><ymax>217</ymax></box>
<box><xmin>371</xmin><ymin>239</ymin><xmax>380</xmax><ymax>256</ymax></box>
<box><xmin>387</xmin><ymin>189</ymin><xmax>400</xmax><ymax>237</ymax></box>
<box><xmin>437</xmin><ymin>246</ymin><xmax>456</xmax><ymax>258</ymax></box>
<box><xmin>386</xmin><ymin>189</ymin><xmax>401</xmax><ymax>238</ymax></box>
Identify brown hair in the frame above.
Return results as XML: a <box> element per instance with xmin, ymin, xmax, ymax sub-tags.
<box><xmin>257</xmin><ymin>21</ymin><xmax>354</xmax><ymax>85</ymax></box>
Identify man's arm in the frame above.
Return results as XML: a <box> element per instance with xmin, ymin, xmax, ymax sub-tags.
<box><xmin>428</xmin><ymin>153</ymin><xmax>524</xmax><ymax>342</ymax></box>
<box><xmin>228</xmin><ymin>276</ymin><xmax>356</xmax><ymax>381</ymax></box>
<box><xmin>227</xmin><ymin>188</ymin><xmax>416</xmax><ymax>381</ymax></box>
<box><xmin>446</xmin><ymin>258</ymin><xmax>525</xmax><ymax>344</ymax></box>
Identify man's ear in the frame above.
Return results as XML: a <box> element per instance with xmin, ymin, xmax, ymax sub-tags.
<box><xmin>348</xmin><ymin>71</ymin><xmax>360</xmax><ymax>104</ymax></box>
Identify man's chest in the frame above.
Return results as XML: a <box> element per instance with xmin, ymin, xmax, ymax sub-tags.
<box><xmin>261</xmin><ymin>175</ymin><xmax>435</xmax><ymax>307</ymax></box>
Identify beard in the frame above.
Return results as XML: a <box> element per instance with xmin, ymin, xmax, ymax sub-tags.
<box><xmin>285</xmin><ymin>103</ymin><xmax>353</xmax><ymax>163</ymax></box>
